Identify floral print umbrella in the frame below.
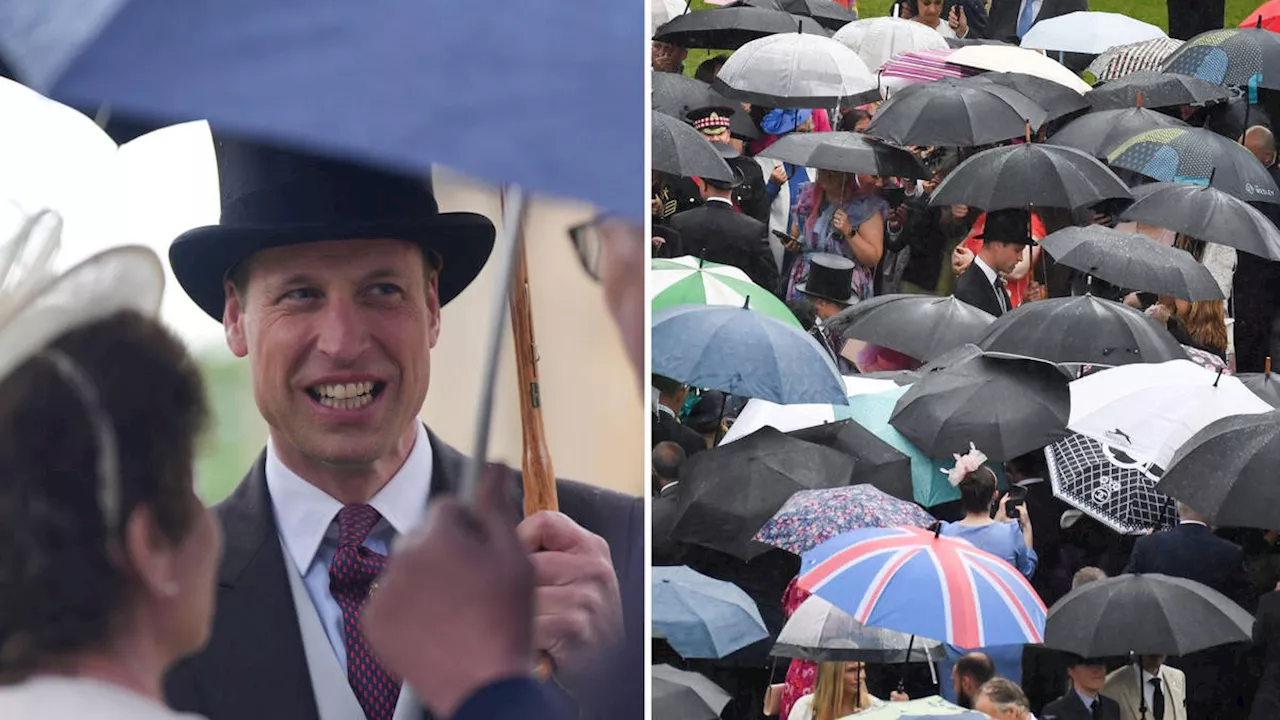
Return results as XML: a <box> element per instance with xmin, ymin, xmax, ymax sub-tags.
<box><xmin>754</xmin><ymin>483</ymin><xmax>934</xmax><ymax>555</ymax></box>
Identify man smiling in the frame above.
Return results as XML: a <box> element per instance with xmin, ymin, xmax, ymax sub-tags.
<box><xmin>161</xmin><ymin>135</ymin><xmax>641</xmax><ymax>720</ymax></box>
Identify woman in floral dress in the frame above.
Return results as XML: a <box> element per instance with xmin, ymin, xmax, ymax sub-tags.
<box><xmin>785</xmin><ymin>169</ymin><xmax>887</xmax><ymax>304</ymax></box>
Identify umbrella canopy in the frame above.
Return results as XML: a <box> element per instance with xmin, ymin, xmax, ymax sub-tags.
<box><xmin>1046</xmin><ymin>433</ymin><xmax>1177</xmax><ymax>535</ymax></box>
<box><xmin>1021</xmin><ymin>11</ymin><xmax>1166</xmax><ymax>55</ymax></box>
<box><xmin>738</xmin><ymin>0</ymin><xmax>858</xmax><ymax>31</ymax></box>
<box><xmin>854</xmin><ymin>697</ymin><xmax>982</xmax><ymax>719</ymax></box>
<box><xmin>652</xmin><ymin>665</ymin><xmax>734</xmax><ymax>720</ymax></box>
<box><xmin>652</xmin><ymin>566</ymin><xmax>770</xmax><ymax>658</ymax></box>
<box><xmin>1086</xmin><ymin>70</ymin><xmax>1232</xmax><ymax>111</ymax></box>
<box><xmin>1158</xmin><ymin>411</ymin><xmax>1280</xmax><ymax>529</ymax></box>
<box><xmin>971</xmin><ymin>72</ymin><xmax>1091</xmax><ymax>122</ymax></box>
<box><xmin>879</xmin><ymin>48</ymin><xmax>979</xmax><ymax>89</ymax></box>
<box><xmin>890</xmin><ymin>353</ymin><xmax>1071</xmax><ymax>461</ymax></box>
<box><xmin>864</xmin><ymin>77</ymin><xmax>1047</xmax><ymax>147</ymax></box>
<box><xmin>653</xmin><ymin>111</ymin><xmax>735</xmax><ymax>182</ymax></box>
<box><xmin>1086</xmin><ymin>37</ymin><xmax>1185</xmax><ymax>83</ymax></box>
<box><xmin>653</xmin><ymin>6</ymin><xmax>829</xmax><ymax>50</ymax></box>
<box><xmin>1047</xmin><ymin>107</ymin><xmax>1188</xmax><ymax>159</ymax></box>
<box><xmin>786</xmin><ymin>421</ymin><xmax>915</xmax><ymax>503</ymax></box>
<box><xmin>833</xmin><ymin>17</ymin><xmax>950</xmax><ymax>72</ymax></box>
<box><xmin>719</xmin><ymin>375</ymin><xmax>902</xmax><ymax>444</ymax></box>
<box><xmin>1239</xmin><ymin>371</ymin><xmax>1280</xmax><ymax>407</ymax></box>
<box><xmin>670</xmin><ymin>426</ymin><xmax>857</xmax><ymax>559</ymax></box>
<box><xmin>930</xmin><ymin>144</ymin><xmax>1132</xmax><ymax>211</ymax></box>
<box><xmin>652</xmin><ymin>304</ymin><xmax>849</xmax><ymax>405</ymax></box>
<box><xmin>652</xmin><ymin>73</ymin><xmax>762</xmax><ymax>141</ymax></box>
<box><xmin>838</xmin><ymin>386</ymin><xmax>956</xmax><ymax>507</ymax></box>
<box><xmin>754</xmin><ymin>483</ymin><xmax>935</xmax><ymax>555</ymax></box>
<box><xmin>773</xmin><ymin>595</ymin><xmax>945</xmax><ymax>663</ymax></box>
<box><xmin>1119</xmin><ymin>182</ymin><xmax>1280</xmax><ymax>262</ymax></box>
<box><xmin>1242</xmin><ymin>0</ymin><xmax>1280</xmax><ymax>31</ymax></box>
<box><xmin>1043</xmin><ymin>573</ymin><xmax>1254</xmax><ymax>658</ymax></box>
<box><xmin>712</xmin><ymin>32</ymin><xmax>875</xmax><ymax>108</ymax></box>
<box><xmin>1067</xmin><ymin>359</ymin><xmax>1274</xmax><ymax>469</ymax></box>
<box><xmin>651</xmin><ymin>256</ymin><xmax>800</xmax><ymax>327</ymax></box>
<box><xmin>977</xmin><ymin>295</ymin><xmax>1187</xmax><ymax>367</ymax></box>
<box><xmin>838</xmin><ymin>294</ymin><xmax>995</xmax><ymax>363</ymax></box>
<box><xmin>799</xmin><ymin>527</ymin><xmax>1048</xmax><ymax>649</ymax></box>
<box><xmin>759</xmin><ymin>131</ymin><xmax>929</xmax><ymax>180</ymax></box>
<box><xmin>947</xmin><ymin>44</ymin><xmax>1092</xmax><ymax>93</ymax></box>
<box><xmin>1039</xmin><ymin>225</ymin><xmax>1224</xmax><ymax>301</ymax></box>
<box><xmin>1161</xmin><ymin>27</ymin><xmax>1280</xmax><ymax>91</ymax></box>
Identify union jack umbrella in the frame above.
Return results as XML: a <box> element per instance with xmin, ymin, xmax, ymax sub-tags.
<box><xmin>797</xmin><ymin>526</ymin><xmax>1046</xmax><ymax>649</ymax></box>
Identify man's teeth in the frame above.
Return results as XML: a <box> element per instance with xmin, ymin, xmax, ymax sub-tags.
<box><xmin>312</xmin><ymin>381</ymin><xmax>376</xmax><ymax>409</ymax></box>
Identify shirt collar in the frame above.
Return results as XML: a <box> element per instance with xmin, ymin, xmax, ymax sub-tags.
<box><xmin>1075</xmin><ymin>688</ymin><xmax>1098</xmax><ymax>707</ymax></box>
<box><xmin>266</xmin><ymin>421</ymin><xmax>434</xmax><ymax>575</ymax></box>
<box><xmin>973</xmin><ymin>254</ymin><xmax>999</xmax><ymax>287</ymax></box>
<box><xmin>1143</xmin><ymin>667</ymin><xmax>1161</xmax><ymax>684</ymax></box>
<box><xmin>706</xmin><ymin>196</ymin><xmax>734</xmax><ymax>207</ymax></box>
<box><xmin>660</xmin><ymin>481</ymin><xmax>680</xmax><ymax>496</ymax></box>
<box><xmin>657</xmin><ymin>403</ymin><xmax>677</xmax><ymax>418</ymax></box>
<box><xmin>1180</xmin><ymin>520</ymin><xmax>1208</xmax><ymax>528</ymax></box>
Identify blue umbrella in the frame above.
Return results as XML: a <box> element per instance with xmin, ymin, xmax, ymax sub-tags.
<box><xmin>653</xmin><ymin>566</ymin><xmax>769</xmax><ymax>659</ymax></box>
<box><xmin>0</xmin><ymin>0</ymin><xmax>641</xmax><ymax>218</ymax></box>
<box><xmin>652</xmin><ymin>304</ymin><xmax>848</xmax><ymax>405</ymax></box>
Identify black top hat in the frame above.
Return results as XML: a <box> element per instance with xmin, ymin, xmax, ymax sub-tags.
<box><xmin>974</xmin><ymin>208</ymin><xmax>1038</xmax><ymax>247</ymax></box>
<box><xmin>169</xmin><ymin>134</ymin><xmax>496</xmax><ymax>321</ymax></box>
<box><xmin>796</xmin><ymin>253</ymin><xmax>856</xmax><ymax>305</ymax></box>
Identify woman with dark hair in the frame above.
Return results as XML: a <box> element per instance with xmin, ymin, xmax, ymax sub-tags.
<box><xmin>0</xmin><ymin>214</ymin><xmax>219</xmax><ymax>719</ymax></box>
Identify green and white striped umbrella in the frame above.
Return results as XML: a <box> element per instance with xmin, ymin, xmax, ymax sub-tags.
<box><xmin>651</xmin><ymin>255</ymin><xmax>799</xmax><ymax>327</ymax></box>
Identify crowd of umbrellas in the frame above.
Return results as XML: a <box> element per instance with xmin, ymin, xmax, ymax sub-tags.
<box><xmin>650</xmin><ymin>2</ymin><xmax>1280</xmax><ymax>718</ymax></box>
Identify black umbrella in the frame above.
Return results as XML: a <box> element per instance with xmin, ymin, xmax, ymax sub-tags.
<box><xmin>971</xmin><ymin>72</ymin><xmax>1091</xmax><ymax>122</ymax></box>
<box><xmin>652</xmin><ymin>73</ymin><xmax>762</xmax><ymax>141</ymax></box>
<box><xmin>787</xmin><ymin>420</ymin><xmax>914</xmax><ymax>503</ymax></box>
<box><xmin>736</xmin><ymin>0</ymin><xmax>857</xmax><ymax>32</ymax></box>
<box><xmin>759</xmin><ymin>131</ymin><xmax>928</xmax><ymax>180</ymax></box>
<box><xmin>1239</xmin><ymin>369</ymin><xmax>1280</xmax><ymax>408</ymax></box>
<box><xmin>863</xmin><ymin>77</ymin><xmax>1046</xmax><ymax>148</ymax></box>
<box><xmin>1046</xmin><ymin>107</ymin><xmax>1187</xmax><ymax>159</ymax></box>
<box><xmin>889</xmin><ymin>353</ymin><xmax>1071</xmax><ymax>461</ymax></box>
<box><xmin>653</xmin><ymin>664</ymin><xmax>733</xmax><ymax>720</ymax></box>
<box><xmin>930</xmin><ymin>144</ymin><xmax>1132</xmax><ymax>211</ymax></box>
<box><xmin>652</xmin><ymin>110</ymin><xmax>735</xmax><ymax>182</ymax></box>
<box><xmin>1086</xmin><ymin>70</ymin><xmax>1232</xmax><ymax>111</ymax></box>
<box><xmin>653</xmin><ymin>7</ymin><xmax>829</xmax><ymax>50</ymax></box>
<box><xmin>836</xmin><ymin>294</ymin><xmax>995</xmax><ymax>362</ymax></box>
<box><xmin>977</xmin><ymin>295</ymin><xmax>1187</xmax><ymax>367</ymax></box>
<box><xmin>669</xmin><ymin>426</ymin><xmax>856</xmax><ymax>560</ymax></box>
<box><xmin>1119</xmin><ymin>182</ymin><xmax>1280</xmax><ymax>262</ymax></box>
<box><xmin>1039</xmin><ymin>225</ymin><xmax>1224</xmax><ymax>301</ymax></box>
<box><xmin>1157</xmin><ymin>411</ymin><xmax>1280</xmax><ymax>530</ymax></box>
<box><xmin>1106</xmin><ymin>127</ymin><xmax>1280</xmax><ymax>205</ymax></box>
<box><xmin>1043</xmin><ymin>573</ymin><xmax>1254</xmax><ymax>658</ymax></box>
<box><xmin>1045</xmin><ymin>433</ymin><xmax>1177</xmax><ymax>535</ymax></box>
<box><xmin>1161</xmin><ymin>27</ymin><xmax>1280</xmax><ymax>92</ymax></box>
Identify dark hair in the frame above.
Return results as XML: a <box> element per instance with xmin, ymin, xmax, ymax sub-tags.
<box><xmin>839</xmin><ymin>108</ymin><xmax>872</xmax><ymax>133</ymax></box>
<box><xmin>1005</xmin><ymin>450</ymin><xmax>1047</xmax><ymax>480</ymax></box>
<box><xmin>651</xmin><ymin>374</ymin><xmax>687</xmax><ymax>396</ymax></box>
<box><xmin>0</xmin><ymin>311</ymin><xmax>209</xmax><ymax>680</ymax></box>
<box><xmin>686</xmin><ymin>391</ymin><xmax>727</xmax><ymax>435</ymax></box>
<box><xmin>958</xmin><ymin>466</ymin><xmax>998</xmax><ymax>515</ymax></box>
<box><xmin>652</xmin><ymin>442</ymin><xmax>686</xmax><ymax>486</ymax></box>
<box><xmin>788</xmin><ymin>298</ymin><xmax>817</xmax><ymax>331</ymax></box>
<box><xmin>694</xmin><ymin>56</ymin><xmax>729</xmax><ymax>84</ymax></box>
<box><xmin>956</xmin><ymin>653</ymin><xmax>996</xmax><ymax>686</ymax></box>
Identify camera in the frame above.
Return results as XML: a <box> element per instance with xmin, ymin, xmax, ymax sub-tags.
<box><xmin>990</xmin><ymin>484</ymin><xmax>1028</xmax><ymax>520</ymax></box>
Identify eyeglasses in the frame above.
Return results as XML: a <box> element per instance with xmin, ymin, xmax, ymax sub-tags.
<box><xmin>568</xmin><ymin>215</ymin><xmax>640</xmax><ymax>281</ymax></box>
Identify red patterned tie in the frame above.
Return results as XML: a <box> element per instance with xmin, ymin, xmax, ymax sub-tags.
<box><xmin>329</xmin><ymin>504</ymin><xmax>399</xmax><ymax>720</ymax></box>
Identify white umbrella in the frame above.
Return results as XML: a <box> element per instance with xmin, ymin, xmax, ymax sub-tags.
<box><xmin>947</xmin><ymin>44</ymin><xmax>1092</xmax><ymax>94</ymax></box>
<box><xmin>1021</xmin><ymin>11</ymin><xmax>1167</xmax><ymax>55</ymax></box>
<box><xmin>774</xmin><ymin>594</ymin><xmax>945</xmax><ymax>663</ymax></box>
<box><xmin>720</xmin><ymin>376</ymin><xmax>899</xmax><ymax>444</ymax></box>
<box><xmin>651</xmin><ymin>0</ymin><xmax>690</xmax><ymax>32</ymax></box>
<box><xmin>833</xmin><ymin>17</ymin><xmax>948</xmax><ymax>73</ymax></box>
<box><xmin>1067</xmin><ymin>359</ymin><xmax>1273</xmax><ymax>469</ymax></box>
<box><xmin>713</xmin><ymin>32</ymin><xmax>875</xmax><ymax>108</ymax></box>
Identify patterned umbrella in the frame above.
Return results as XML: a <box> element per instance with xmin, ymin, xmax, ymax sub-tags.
<box><xmin>1085</xmin><ymin>37</ymin><xmax>1185</xmax><ymax>83</ymax></box>
<box><xmin>1107</xmin><ymin>127</ymin><xmax>1280</xmax><ymax>204</ymax></box>
<box><xmin>798</xmin><ymin>527</ymin><xmax>1048</xmax><ymax>649</ymax></box>
<box><xmin>1161</xmin><ymin>27</ymin><xmax>1280</xmax><ymax>91</ymax></box>
<box><xmin>651</xmin><ymin>256</ymin><xmax>800</xmax><ymax>327</ymax></box>
<box><xmin>1045</xmin><ymin>433</ymin><xmax>1177</xmax><ymax>535</ymax></box>
<box><xmin>754</xmin><ymin>484</ymin><xmax>935</xmax><ymax>555</ymax></box>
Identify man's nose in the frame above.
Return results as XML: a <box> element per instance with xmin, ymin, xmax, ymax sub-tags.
<box><xmin>314</xmin><ymin>295</ymin><xmax>369</xmax><ymax>363</ymax></box>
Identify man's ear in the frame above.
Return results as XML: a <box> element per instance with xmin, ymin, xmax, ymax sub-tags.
<box><xmin>425</xmin><ymin>269</ymin><xmax>441</xmax><ymax>349</ymax></box>
<box><xmin>224</xmin><ymin>279</ymin><xmax>249</xmax><ymax>358</ymax></box>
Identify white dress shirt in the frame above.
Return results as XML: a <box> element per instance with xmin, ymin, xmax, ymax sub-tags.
<box><xmin>266</xmin><ymin>421</ymin><xmax>434</xmax><ymax>672</ymax></box>
<box><xmin>1142</xmin><ymin>668</ymin><xmax>1162</xmax><ymax>715</ymax></box>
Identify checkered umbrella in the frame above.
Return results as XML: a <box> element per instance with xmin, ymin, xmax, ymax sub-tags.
<box><xmin>1107</xmin><ymin>127</ymin><xmax>1280</xmax><ymax>205</ymax></box>
<box><xmin>1085</xmin><ymin>37</ymin><xmax>1184</xmax><ymax>83</ymax></box>
<box><xmin>1045</xmin><ymin>433</ymin><xmax>1177</xmax><ymax>535</ymax></box>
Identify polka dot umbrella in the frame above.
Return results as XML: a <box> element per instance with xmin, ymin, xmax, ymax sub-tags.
<box><xmin>1106</xmin><ymin>126</ymin><xmax>1280</xmax><ymax>204</ymax></box>
<box><xmin>1161</xmin><ymin>27</ymin><xmax>1280</xmax><ymax>92</ymax></box>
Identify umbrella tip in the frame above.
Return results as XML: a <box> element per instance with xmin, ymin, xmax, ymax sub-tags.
<box><xmin>1215</xmin><ymin>367</ymin><xmax>1223</xmax><ymax>387</ymax></box>
<box><xmin>1267</xmin><ymin>356</ymin><xmax>1272</xmax><ymax>375</ymax></box>
<box><xmin>930</xmin><ymin>520</ymin><xmax>943</xmax><ymax>538</ymax></box>
<box><xmin>1136</xmin><ymin>90</ymin><xmax>1144</xmax><ymax>108</ymax></box>
<box><xmin>743</xmin><ymin>296</ymin><xmax>751</xmax><ymax>310</ymax></box>
<box><xmin>1259</xmin><ymin>14</ymin><xmax>1265</xmax><ymax>28</ymax></box>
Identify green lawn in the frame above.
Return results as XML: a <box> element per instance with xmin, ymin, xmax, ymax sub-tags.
<box><xmin>194</xmin><ymin>354</ymin><xmax>266</xmax><ymax>503</ymax></box>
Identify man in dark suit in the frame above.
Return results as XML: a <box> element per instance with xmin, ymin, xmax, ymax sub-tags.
<box><xmin>987</xmin><ymin>0</ymin><xmax>1089</xmax><ymax>44</ymax></box>
<box><xmin>952</xmin><ymin>208</ymin><xmax>1036</xmax><ymax>317</ymax></box>
<box><xmin>1165</xmin><ymin>0</ymin><xmax>1223</xmax><ymax>42</ymax></box>
<box><xmin>1042</xmin><ymin>657</ymin><xmax>1123</xmax><ymax>720</ymax></box>
<box><xmin>652</xmin><ymin>374</ymin><xmax>708</xmax><ymax>458</ymax></box>
<box><xmin>652</xmin><ymin>441</ymin><xmax>687</xmax><ymax>567</ymax></box>
<box><xmin>1235</xmin><ymin>126</ymin><xmax>1280</xmax><ymax>374</ymax></box>
<box><xmin>161</xmin><ymin>136</ymin><xmax>642</xmax><ymax>720</ymax></box>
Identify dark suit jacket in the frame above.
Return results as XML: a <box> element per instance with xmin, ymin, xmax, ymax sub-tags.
<box><xmin>1123</xmin><ymin>522</ymin><xmax>1249</xmax><ymax>607</ymax></box>
<box><xmin>1042</xmin><ymin>690</ymin><xmax>1122</xmax><ymax>720</ymax></box>
<box><xmin>455</xmin><ymin>678</ymin><xmax>572</xmax><ymax>720</ymax></box>
<box><xmin>652</xmin><ymin>410</ymin><xmax>707</xmax><ymax>459</ymax></box>
<box><xmin>1251</xmin><ymin>591</ymin><xmax>1280</xmax><ymax>720</ymax></box>
<box><xmin>953</xmin><ymin>263</ymin><xmax>1005</xmax><ymax>317</ymax></box>
<box><xmin>987</xmin><ymin>0</ymin><xmax>1089</xmax><ymax>44</ymax></box>
<box><xmin>652</xmin><ymin>483</ymin><xmax>686</xmax><ymax>567</ymax></box>
<box><xmin>164</xmin><ymin>429</ymin><xmax>644</xmax><ymax>720</ymax></box>
<box><xmin>667</xmin><ymin>200</ymin><xmax>779</xmax><ymax>293</ymax></box>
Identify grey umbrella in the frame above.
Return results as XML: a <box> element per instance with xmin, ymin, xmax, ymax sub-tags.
<box><xmin>1046</xmin><ymin>107</ymin><xmax>1187</xmax><ymax>158</ymax></box>
<box><xmin>654</xmin><ymin>6</ymin><xmax>830</xmax><ymax>51</ymax></box>
<box><xmin>863</xmin><ymin>77</ymin><xmax>1046</xmax><ymax>147</ymax></box>
<box><xmin>977</xmin><ymin>295</ymin><xmax>1186</xmax><ymax>367</ymax></box>
<box><xmin>1120</xmin><ymin>182</ymin><xmax>1280</xmax><ymax>262</ymax></box>
<box><xmin>737</xmin><ymin>0</ymin><xmax>858</xmax><ymax>31</ymax></box>
<box><xmin>773</xmin><ymin>595</ymin><xmax>945</xmax><ymax>663</ymax></box>
<box><xmin>651</xmin><ymin>73</ymin><xmax>762</xmax><ymax>141</ymax></box>
<box><xmin>836</xmin><ymin>294</ymin><xmax>995</xmax><ymax>362</ymax></box>
<box><xmin>972</xmin><ymin>72</ymin><xmax>1091</xmax><ymax>121</ymax></box>
<box><xmin>929</xmin><ymin>144</ymin><xmax>1132</xmax><ymax>211</ymax></box>
<box><xmin>712</xmin><ymin>32</ymin><xmax>875</xmax><ymax>108</ymax></box>
<box><xmin>1157</xmin><ymin>411</ymin><xmax>1280</xmax><ymax>530</ymax></box>
<box><xmin>759</xmin><ymin>131</ymin><xmax>929</xmax><ymax>179</ymax></box>
<box><xmin>1239</xmin><ymin>370</ymin><xmax>1280</xmax><ymax>408</ymax></box>
<box><xmin>1086</xmin><ymin>70</ymin><xmax>1232</xmax><ymax>111</ymax></box>
<box><xmin>652</xmin><ymin>110</ymin><xmax>735</xmax><ymax>182</ymax></box>
<box><xmin>653</xmin><ymin>664</ymin><xmax>733</xmax><ymax>720</ymax></box>
<box><xmin>1039</xmin><ymin>225</ymin><xmax>1224</xmax><ymax>302</ymax></box>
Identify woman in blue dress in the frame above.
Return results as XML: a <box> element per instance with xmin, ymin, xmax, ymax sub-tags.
<box><xmin>936</xmin><ymin>444</ymin><xmax>1037</xmax><ymax>703</ymax></box>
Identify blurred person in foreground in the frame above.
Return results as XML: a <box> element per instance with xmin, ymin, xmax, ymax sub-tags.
<box><xmin>953</xmin><ymin>653</ymin><xmax>996</xmax><ymax>708</ymax></box>
<box><xmin>0</xmin><ymin>214</ymin><xmax>219</xmax><ymax>719</ymax></box>
<box><xmin>160</xmin><ymin>138</ymin><xmax>642</xmax><ymax>720</ymax></box>
<box><xmin>973</xmin><ymin>677</ymin><xmax>1033</xmax><ymax>720</ymax></box>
